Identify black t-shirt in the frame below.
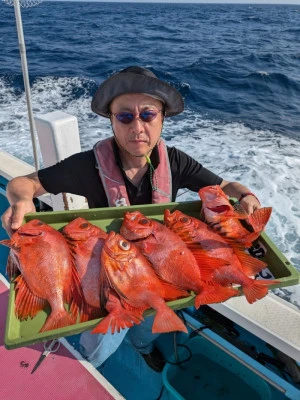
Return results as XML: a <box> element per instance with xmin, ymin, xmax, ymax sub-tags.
<box><xmin>38</xmin><ymin>142</ymin><xmax>223</xmax><ymax>208</ymax></box>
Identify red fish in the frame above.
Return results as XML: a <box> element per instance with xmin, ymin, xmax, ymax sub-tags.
<box><xmin>0</xmin><ymin>219</ymin><xmax>83</xmax><ymax>332</ymax></box>
<box><xmin>62</xmin><ymin>217</ymin><xmax>108</xmax><ymax>321</ymax></box>
<box><xmin>93</xmin><ymin>231</ymin><xmax>188</xmax><ymax>334</ymax></box>
<box><xmin>164</xmin><ymin>210</ymin><xmax>278</xmax><ymax>304</ymax></box>
<box><xmin>120</xmin><ymin>211</ymin><xmax>238</xmax><ymax>309</ymax></box>
<box><xmin>199</xmin><ymin>185</ymin><xmax>272</xmax><ymax>247</ymax></box>
<box><xmin>62</xmin><ymin>218</ymin><xmax>147</xmax><ymax>332</ymax></box>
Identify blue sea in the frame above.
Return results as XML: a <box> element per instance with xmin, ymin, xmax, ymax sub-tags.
<box><xmin>0</xmin><ymin>1</ymin><xmax>299</xmax><ymax>304</ymax></box>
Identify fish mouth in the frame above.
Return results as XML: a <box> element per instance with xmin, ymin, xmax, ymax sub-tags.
<box><xmin>207</xmin><ymin>205</ymin><xmax>231</xmax><ymax>214</ymax></box>
<box><xmin>63</xmin><ymin>232</ymin><xmax>87</xmax><ymax>242</ymax></box>
<box><xmin>122</xmin><ymin>228</ymin><xmax>151</xmax><ymax>242</ymax></box>
<box><xmin>120</xmin><ymin>222</ymin><xmax>151</xmax><ymax>241</ymax></box>
<box><xmin>18</xmin><ymin>231</ymin><xmax>44</xmax><ymax>237</ymax></box>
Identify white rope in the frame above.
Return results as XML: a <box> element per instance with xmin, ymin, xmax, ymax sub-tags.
<box><xmin>2</xmin><ymin>0</ymin><xmax>43</xmax><ymax>170</ymax></box>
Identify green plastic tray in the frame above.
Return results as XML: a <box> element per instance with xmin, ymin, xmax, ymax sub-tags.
<box><xmin>4</xmin><ymin>201</ymin><xmax>299</xmax><ymax>349</ymax></box>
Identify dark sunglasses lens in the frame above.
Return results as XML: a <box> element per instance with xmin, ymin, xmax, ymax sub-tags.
<box><xmin>115</xmin><ymin>110</ymin><xmax>160</xmax><ymax>124</ymax></box>
<box><xmin>116</xmin><ymin>113</ymin><xmax>134</xmax><ymax>124</ymax></box>
<box><xmin>140</xmin><ymin>111</ymin><xmax>158</xmax><ymax>122</ymax></box>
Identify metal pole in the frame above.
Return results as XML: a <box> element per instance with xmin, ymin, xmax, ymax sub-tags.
<box><xmin>13</xmin><ymin>0</ymin><xmax>40</xmax><ymax>170</ymax></box>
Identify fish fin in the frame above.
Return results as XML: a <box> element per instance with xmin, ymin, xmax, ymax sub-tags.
<box><xmin>78</xmin><ymin>303</ymin><xmax>104</xmax><ymax>323</ymax></box>
<box><xmin>14</xmin><ymin>274</ymin><xmax>47</xmax><ymax>319</ymax></box>
<box><xmin>233</xmin><ymin>249</ymin><xmax>267</xmax><ymax>276</ymax></box>
<box><xmin>6</xmin><ymin>251</ymin><xmax>20</xmax><ymax>280</ymax></box>
<box><xmin>152</xmin><ymin>306</ymin><xmax>188</xmax><ymax>334</ymax></box>
<box><xmin>69</xmin><ymin>301</ymin><xmax>80</xmax><ymax>322</ymax></box>
<box><xmin>188</xmin><ymin>246</ymin><xmax>230</xmax><ymax>280</ymax></box>
<box><xmin>246</xmin><ymin>207</ymin><xmax>272</xmax><ymax>233</ymax></box>
<box><xmin>39</xmin><ymin>309</ymin><xmax>76</xmax><ymax>332</ymax></box>
<box><xmin>68</xmin><ymin>261</ymin><xmax>86</xmax><ymax>321</ymax></box>
<box><xmin>105</xmin><ymin>292</ymin><xmax>144</xmax><ymax>332</ymax></box>
<box><xmin>224</xmin><ymin>239</ymin><xmax>268</xmax><ymax>275</ymax></box>
<box><xmin>243</xmin><ymin>279</ymin><xmax>279</xmax><ymax>304</ymax></box>
<box><xmin>223</xmin><ymin>230</ymin><xmax>260</xmax><ymax>248</ymax></box>
<box><xmin>159</xmin><ymin>280</ymin><xmax>190</xmax><ymax>301</ymax></box>
<box><xmin>0</xmin><ymin>239</ymin><xmax>11</xmax><ymax>247</ymax></box>
<box><xmin>99</xmin><ymin>260</ymin><xmax>129</xmax><ymax>302</ymax></box>
<box><xmin>108</xmin><ymin>284</ymin><xmax>128</xmax><ymax>302</ymax></box>
<box><xmin>91</xmin><ymin>299</ymin><xmax>144</xmax><ymax>334</ymax></box>
<box><xmin>194</xmin><ymin>284</ymin><xmax>239</xmax><ymax>309</ymax></box>
<box><xmin>92</xmin><ymin>311</ymin><xmax>142</xmax><ymax>334</ymax></box>
<box><xmin>235</xmin><ymin>232</ymin><xmax>260</xmax><ymax>248</ymax></box>
<box><xmin>99</xmin><ymin>268</ymin><xmax>111</xmax><ymax>311</ymax></box>
<box><xmin>91</xmin><ymin>315</ymin><xmax>113</xmax><ymax>334</ymax></box>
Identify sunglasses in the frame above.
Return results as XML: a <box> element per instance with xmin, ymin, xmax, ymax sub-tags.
<box><xmin>110</xmin><ymin>110</ymin><xmax>163</xmax><ymax>124</ymax></box>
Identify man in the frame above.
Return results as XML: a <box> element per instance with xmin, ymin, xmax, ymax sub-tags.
<box><xmin>1</xmin><ymin>66</ymin><xmax>261</xmax><ymax>372</ymax></box>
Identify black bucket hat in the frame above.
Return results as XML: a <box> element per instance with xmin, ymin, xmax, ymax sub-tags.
<box><xmin>91</xmin><ymin>66</ymin><xmax>184</xmax><ymax>118</ymax></box>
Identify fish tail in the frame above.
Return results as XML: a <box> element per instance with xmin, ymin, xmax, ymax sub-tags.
<box><xmin>194</xmin><ymin>285</ymin><xmax>239</xmax><ymax>309</ymax></box>
<box><xmin>243</xmin><ymin>279</ymin><xmax>279</xmax><ymax>304</ymax></box>
<box><xmin>152</xmin><ymin>305</ymin><xmax>188</xmax><ymax>334</ymax></box>
<box><xmin>39</xmin><ymin>309</ymin><xmax>76</xmax><ymax>333</ymax></box>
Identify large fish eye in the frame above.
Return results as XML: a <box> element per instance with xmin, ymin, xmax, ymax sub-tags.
<box><xmin>119</xmin><ymin>240</ymin><xmax>130</xmax><ymax>250</ymax></box>
<box><xmin>37</xmin><ymin>221</ymin><xmax>45</xmax><ymax>226</ymax></box>
<box><xmin>180</xmin><ymin>217</ymin><xmax>190</xmax><ymax>223</ymax></box>
<box><xmin>139</xmin><ymin>219</ymin><xmax>149</xmax><ymax>225</ymax></box>
<box><xmin>80</xmin><ymin>223</ymin><xmax>89</xmax><ymax>229</ymax></box>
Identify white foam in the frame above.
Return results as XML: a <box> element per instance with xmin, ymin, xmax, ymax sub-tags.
<box><xmin>257</xmin><ymin>71</ymin><xmax>269</xmax><ymax>77</ymax></box>
<box><xmin>0</xmin><ymin>77</ymin><xmax>299</xmax><ymax>306</ymax></box>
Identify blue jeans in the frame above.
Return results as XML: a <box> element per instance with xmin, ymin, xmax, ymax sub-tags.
<box><xmin>128</xmin><ymin>315</ymin><xmax>160</xmax><ymax>354</ymax></box>
<box><xmin>79</xmin><ymin>315</ymin><xmax>159</xmax><ymax>368</ymax></box>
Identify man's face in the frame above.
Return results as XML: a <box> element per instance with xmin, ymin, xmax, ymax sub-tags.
<box><xmin>110</xmin><ymin>93</ymin><xmax>164</xmax><ymax>158</ymax></box>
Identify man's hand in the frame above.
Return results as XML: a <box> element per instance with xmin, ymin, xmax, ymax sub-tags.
<box><xmin>1</xmin><ymin>200</ymin><xmax>36</xmax><ymax>237</ymax></box>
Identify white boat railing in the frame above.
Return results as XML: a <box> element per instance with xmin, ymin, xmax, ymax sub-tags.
<box><xmin>211</xmin><ymin>293</ymin><xmax>300</xmax><ymax>363</ymax></box>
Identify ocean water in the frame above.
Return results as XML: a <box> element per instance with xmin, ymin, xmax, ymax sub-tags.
<box><xmin>0</xmin><ymin>1</ymin><xmax>299</xmax><ymax>305</ymax></box>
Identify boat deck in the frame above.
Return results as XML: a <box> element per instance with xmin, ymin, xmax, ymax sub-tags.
<box><xmin>0</xmin><ymin>275</ymin><xmax>124</xmax><ymax>400</ymax></box>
